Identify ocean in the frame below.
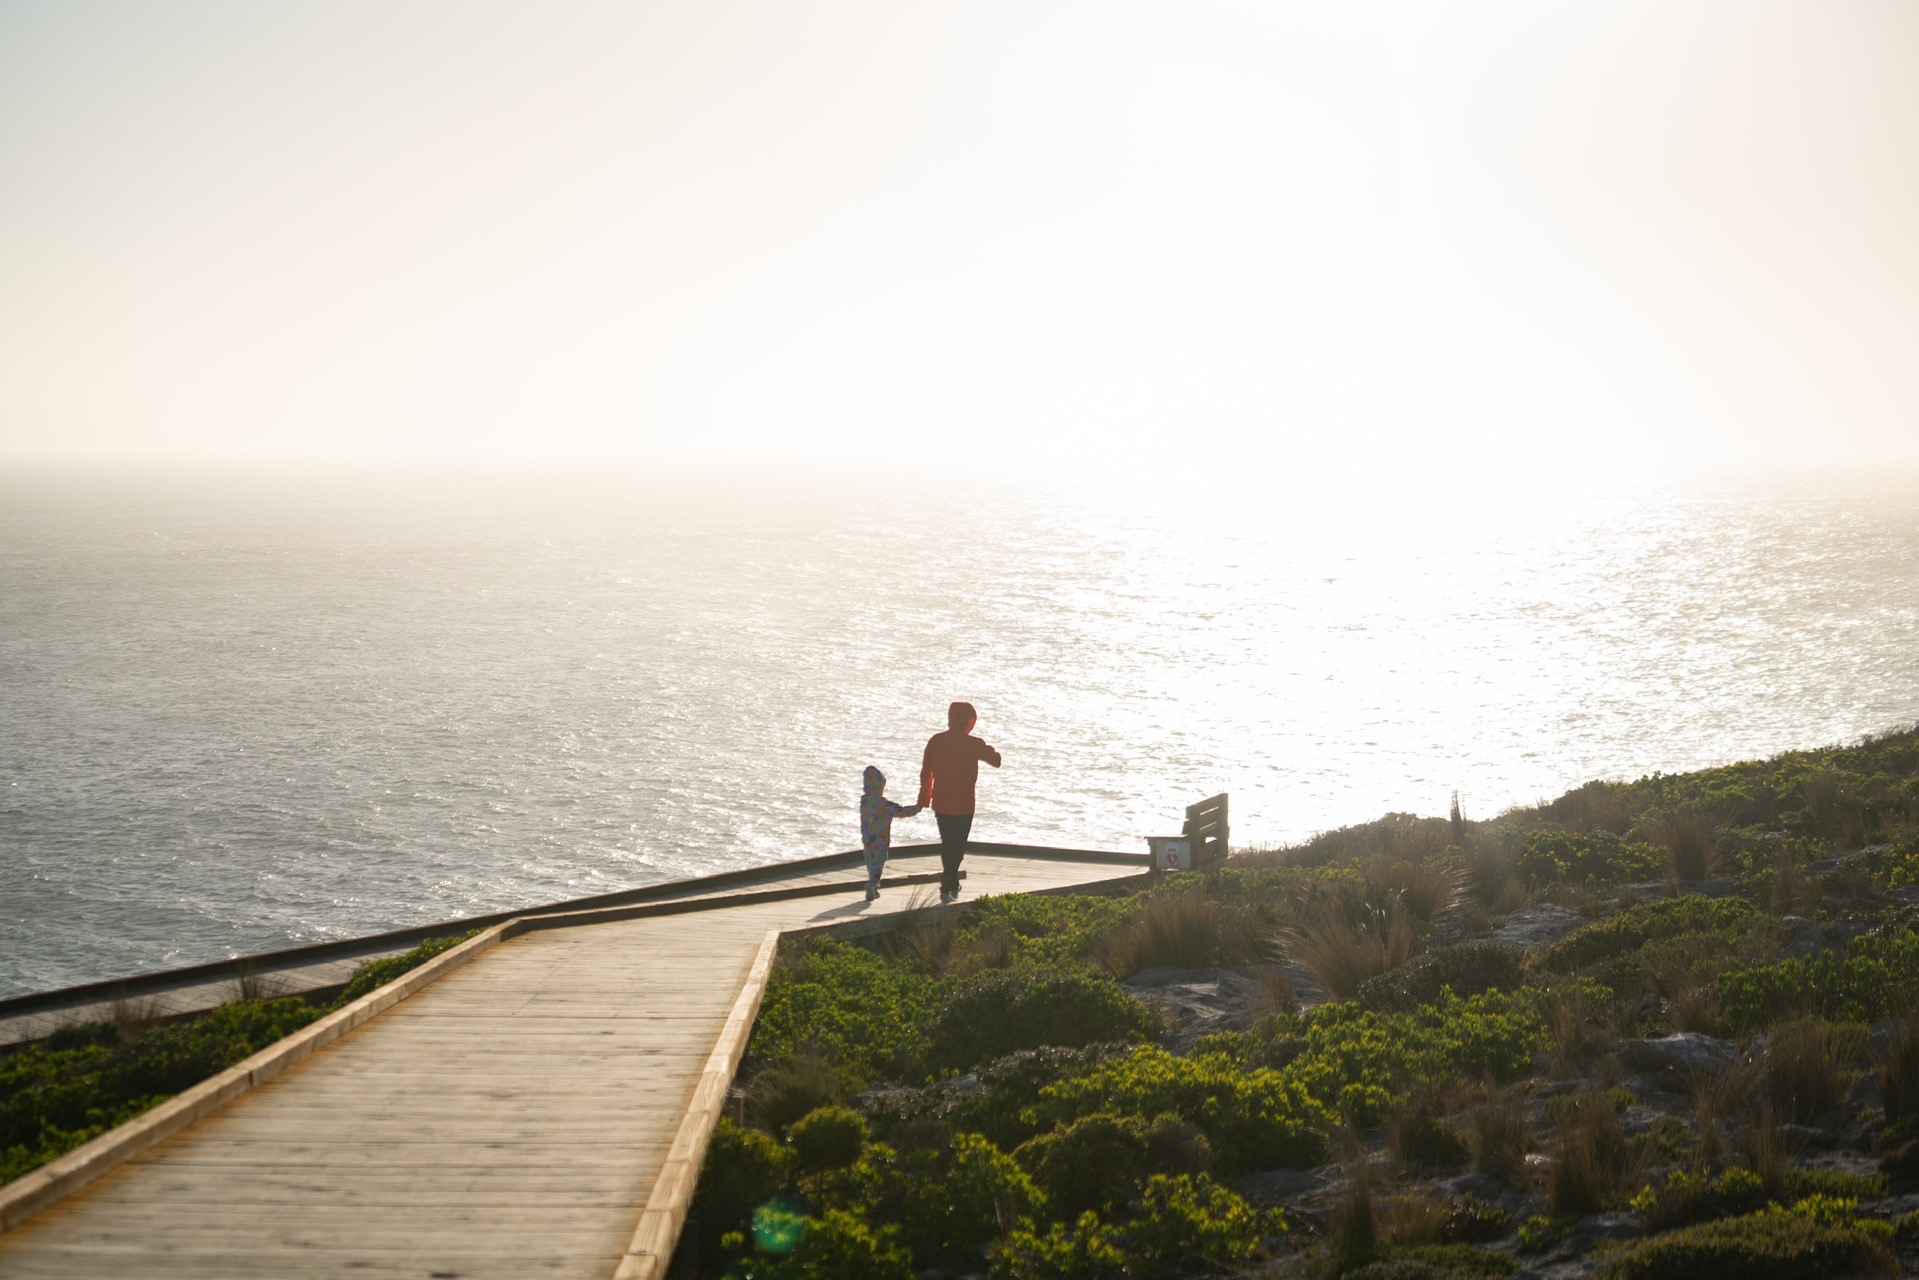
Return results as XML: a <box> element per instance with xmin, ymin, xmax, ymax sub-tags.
<box><xmin>2</xmin><ymin>462</ymin><xmax>1916</xmax><ymax>998</ymax></box>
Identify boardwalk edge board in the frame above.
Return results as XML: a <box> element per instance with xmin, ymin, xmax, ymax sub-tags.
<box><xmin>614</xmin><ymin>930</ymin><xmax>781</xmax><ymax>1280</ymax></box>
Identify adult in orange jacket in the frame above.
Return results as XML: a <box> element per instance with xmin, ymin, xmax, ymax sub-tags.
<box><xmin>918</xmin><ymin>701</ymin><xmax>1003</xmax><ymax>902</ymax></box>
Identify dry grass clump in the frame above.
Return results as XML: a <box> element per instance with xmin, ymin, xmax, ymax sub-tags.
<box><xmin>887</xmin><ymin>889</ymin><xmax>961</xmax><ymax>969</ymax></box>
<box><xmin>1386</xmin><ymin>1093</ymin><xmax>1469</xmax><ymax>1172</ymax></box>
<box><xmin>746</xmin><ymin>1045</ymin><xmax>843</xmax><ymax>1137</ymax></box>
<box><xmin>1760</xmin><ymin>1019</ymin><xmax>1864</xmax><ymax>1124</ymax></box>
<box><xmin>1741</xmin><ymin>1101</ymin><xmax>1806</xmax><ymax>1194</ymax></box>
<box><xmin>1766</xmin><ymin>846</ymin><xmax>1821</xmax><ymax>915</ymax></box>
<box><xmin>1662</xmin><ymin>812</ymin><xmax>1715</xmax><ymax>883</ymax></box>
<box><xmin>1668</xmin><ymin>984</ymin><xmax>1722</xmax><ymax>1036</ymax></box>
<box><xmin>1278</xmin><ymin>900</ymin><xmax>1417</xmax><ymax>1000</ymax></box>
<box><xmin>1326</xmin><ymin>1155</ymin><xmax>1379</xmax><ymax>1274</ymax></box>
<box><xmin>1877</xmin><ymin>1015</ymin><xmax>1919</xmax><ymax>1126</ymax></box>
<box><xmin>1463</xmin><ymin>1085</ymin><xmax>1533</xmax><ymax>1184</ymax></box>
<box><xmin>1369</xmin><ymin>858</ymin><xmax>1467</xmax><ymax>922</ymax></box>
<box><xmin>1249</xmin><ymin>967</ymin><xmax>1298</xmax><ymax>1023</ymax></box>
<box><xmin>1547</xmin><ymin>1094</ymin><xmax>1646</xmax><ymax>1217</ymax></box>
<box><xmin>1538</xmin><ymin>984</ymin><xmax>1619</xmax><ymax>1080</ymax></box>
<box><xmin>947</xmin><ymin>922</ymin><xmax>1016</xmax><ymax>978</ymax></box>
<box><xmin>1377</xmin><ymin>1190</ymin><xmax>1453</xmax><ymax>1246</ymax></box>
<box><xmin>1100</xmin><ymin>888</ymin><xmax>1258</xmax><ymax>978</ymax></box>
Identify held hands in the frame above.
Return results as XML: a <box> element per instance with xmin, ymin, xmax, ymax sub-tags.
<box><xmin>902</xmin><ymin>805</ymin><xmax>923</xmax><ymax>817</ymax></box>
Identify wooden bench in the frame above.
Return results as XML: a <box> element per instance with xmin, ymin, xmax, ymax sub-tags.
<box><xmin>1183</xmin><ymin>793</ymin><xmax>1230</xmax><ymax>872</ymax></box>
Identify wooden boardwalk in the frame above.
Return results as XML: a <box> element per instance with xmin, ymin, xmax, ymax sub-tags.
<box><xmin>0</xmin><ymin>851</ymin><xmax>1142</xmax><ymax>1279</ymax></box>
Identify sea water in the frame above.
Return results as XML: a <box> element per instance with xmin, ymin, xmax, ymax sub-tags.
<box><xmin>2</xmin><ymin>462</ymin><xmax>1916</xmax><ymax>998</ymax></box>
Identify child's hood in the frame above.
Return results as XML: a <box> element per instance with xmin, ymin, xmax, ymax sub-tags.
<box><xmin>863</xmin><ymin>765</ymin><xmax>885</xmax><ymax>795</ymax></box>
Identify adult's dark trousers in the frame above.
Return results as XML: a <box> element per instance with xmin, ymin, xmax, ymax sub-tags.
<box><xmin>936</xmin><ymin>811</ymin><xmax>973</xmax><ymax>894</ymax></box>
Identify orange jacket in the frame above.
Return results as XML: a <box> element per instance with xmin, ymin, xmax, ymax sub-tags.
<box><xmin>918</xmin><ymin>729</ymin><xmax>1002</xmax><ymax>815</ymax></box>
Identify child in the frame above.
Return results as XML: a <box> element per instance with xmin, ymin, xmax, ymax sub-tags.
<box><xmin>860</xmin><ymin>765</ymin><xmax>921</xmax><ymax>901</ymax></box>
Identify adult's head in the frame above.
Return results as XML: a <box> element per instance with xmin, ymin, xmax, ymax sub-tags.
<box><xmin>947</xmin><ymin>701</ymin><xmax>977</xmax><ymax>733</ymax></box>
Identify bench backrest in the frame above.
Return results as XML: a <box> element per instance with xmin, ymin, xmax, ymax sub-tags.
<box><xmin>1182</xmin><ymin>793</ymin><xmax>1229</xmax><ymax>871</ymax></box>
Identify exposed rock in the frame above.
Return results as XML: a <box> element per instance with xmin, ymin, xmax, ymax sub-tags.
<box><xmin>1621</xmin><ymin>1032</ymin><xmax>1737</xmax><ymax>1076</ymax></box>
<box><xmin>1515</xmin><ymin>1260</ymin><xmax>1603</xmax><ymax>1279</ymax></box>
<box><xmin>1233</xmin><ymin>1166</ymin><xmax>1332</xmax><ymax>1206</ymax></box>
<box><xmin>1484</xmin><ymin>905</ymin><xmax>1588</xmax><ymax>951</ymax></box>
<box><xmin>1617</xmin><ymin>1105</ymin><xmax>1665</xmax><ymax>1135</ymax></box>
<box><xmin>1624</xmin><ymin>1073</ymin><xmax>1692</xmax><ymax>1112</ymax></box>
<box><xmin>1122</xmin><ymin>966</ymin><xmax>1274</xmax><ymax>1051</ymax></box>
<box><xmin>1562</xmin><ymin>1211</ymin><xmax>1643</xmax><ymax>1253</ymax></box>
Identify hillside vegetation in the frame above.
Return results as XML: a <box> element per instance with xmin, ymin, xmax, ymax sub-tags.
<box><xmin>691</xmin><ymin>726</ymin><xmax>1919</xmax><ymax>1279</ymax></box>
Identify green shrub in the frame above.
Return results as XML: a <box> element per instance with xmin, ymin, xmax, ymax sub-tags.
<box><xmin>775</xmin><ymin>1209</ymin><xmax>915</xmax><ymax>1280</ymax></box>
<box><xmin>1780</xmin><ymin>1165</ymin><xmax>1887</xmax><ymax>1200</ymax></box>
<box><xmin>1289</xmin><ymin>992</ymin><xmax>1547</xmax><ymax>1125</ymax></box>
<box><xmin>1533</xmin><ymin>898</ymin><xmax>1763</xmax><ymax>974</ymax></box>
<box><xmin>749</xmin><ymin>940</ymin><xmax>945</xmax><ymax>1084</ymax></box>
<box><xmin>1012</xmin><ymin>1112</ymin><xmax>1212</xmax><ymax>1221</ymax></box>
<box><xmin>0</xmin><ymin>997</ymin><xmax>328</xmax><ymax>1184</ymax></box>
<box><xmin>1601</xmin><ymin>1200</ymin><xmax>1895</xmax><ymax>1279</ymax></box>
<box><xmin>1627</xmin><ymin>1168</ymin><xmax>1767</xmax><ymax>1231</ymax></box>
<box><xmin>1129</xmin><ymin>1173</ymin><xmax>1274</xmax><ymax>1268</ymax></box>
<box><xmin>695</xmin><ymin>1119</ymin><xmax>794</xmax><ymax>1258</ymax></box>
<box><xmin>855</xmin><ymin>1133</ymin><xmax>1046</xmax><ymax>1265</ymax></box>
<box><xmin>1358</xmin><ymin>944</ymin><xmax>1526</xmax><ymax>1014</ymax></box>
<box><xmin>788</xmin><ymin>1105</ymin><xmax>868</xmax><ymax>1171</ymax></box>
<box><xmin>857</xmin><ymin>1043</ymin><xmax>1127</xmax><ymax>1151</ymax></box>
<box><xmin>952</xmin><ymin>894</ymin><xmax>1144</xmax><ymax>971</ymax></box>
<box><xmin>337</xmin><ymin>931</ymin><xmax>479</xmax><ymax>1003</ymax></box>
<box><xmin>1441</xmin><ymin>1195</ymin><xmax>1512</xmax><ymax>1244</ymax></box>
<box><xmin>925</xmin><ymin>969</ymin><xmax>1160</xmax><ymax>1076</ymax></box>
<box><xmin>1035</xmin><ymin>1048</ymin><xmax>1331</xmax><ymax>1172</ymax></box>
<box><xmin>990</xmin><ymin>1211</ymin><xmax>1130</xmax><ymax>1280</ymax></box>
<box><xmin>1518</xmin><ymin>831</ymin><xmax>1665</xmax><ymax>887</ymax></box>
<box><xmin>1717</xmin><ymin>930</ymin><xmax>1919</xmax><ymax>1031</ymax></box>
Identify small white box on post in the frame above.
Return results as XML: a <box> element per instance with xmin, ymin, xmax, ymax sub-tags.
<box><xmin>1147</xmin><ymin>837</ymin><xmax>1192</xmax><ymax>873</ymax></box>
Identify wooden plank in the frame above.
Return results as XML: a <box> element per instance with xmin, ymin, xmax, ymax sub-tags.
<box><xmin>613</xmin><ymin>928</ymin><xmax>779</xmax><ymax>1280</ymax></box>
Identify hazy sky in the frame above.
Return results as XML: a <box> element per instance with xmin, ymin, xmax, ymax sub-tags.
<box><xmin>2</xmin><ymin>1</ymin><xmax>1915</xmax><ymax>468</ymax></box>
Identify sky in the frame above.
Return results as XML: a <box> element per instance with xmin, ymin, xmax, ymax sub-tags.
<box><xmin>1</xmin><ymin>0</ymin><xmax>1915</xmax><ymax>471</ymax></box>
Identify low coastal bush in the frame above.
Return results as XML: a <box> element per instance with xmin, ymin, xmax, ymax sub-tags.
<box><xmin>1600</xmin><ymin>1197</ymin><xmax>1896</xmax><ymax>1279</ymax></box>
<box><xmin>749</xmin><ymin>940</ymin><xmax>944</xmax><ymax>1084</ymax></box>
<box><xmin>1716</xmin><ymin>929</ymin><xmax>1919</xmax><ymax>1031</ymax></box>
<box><xmin>925</xmin><ymin>968</ymin><xmax>1161</xmax><ymax>1076</ymax></box>
<box><xmin>931</xmin><ymin>893</ymin><xmax>1144</xmax><ymax>974</ymax></box>
<box><xmin>1532</xmin><ymin>898</ymin><xmax>1762</xmax><ymax>974</ymax></box>
<box><xmin>1517</xmin><ymin>831</ymin><xmax>1665</xmax><ymax>887</ymax></box>
<box><xmin>855</xmin><ymin>1133</ymin><xmax>1046</xmax><ymax>1264</ymax></box>
<box><xmin>1035</xmin><ymin>1047</ymin><xmax>1330</xmax><ymax>1171</ymax></box>
<box><xmin>1358</xmin><ymin>944</ymin><xmax>1526</xmax><ymax>1014</ymax></box>
<box><xmin>1013</xmin><ymin>1112</ymin><xmax>1213</xmax><ymax>1219</ymax></box>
